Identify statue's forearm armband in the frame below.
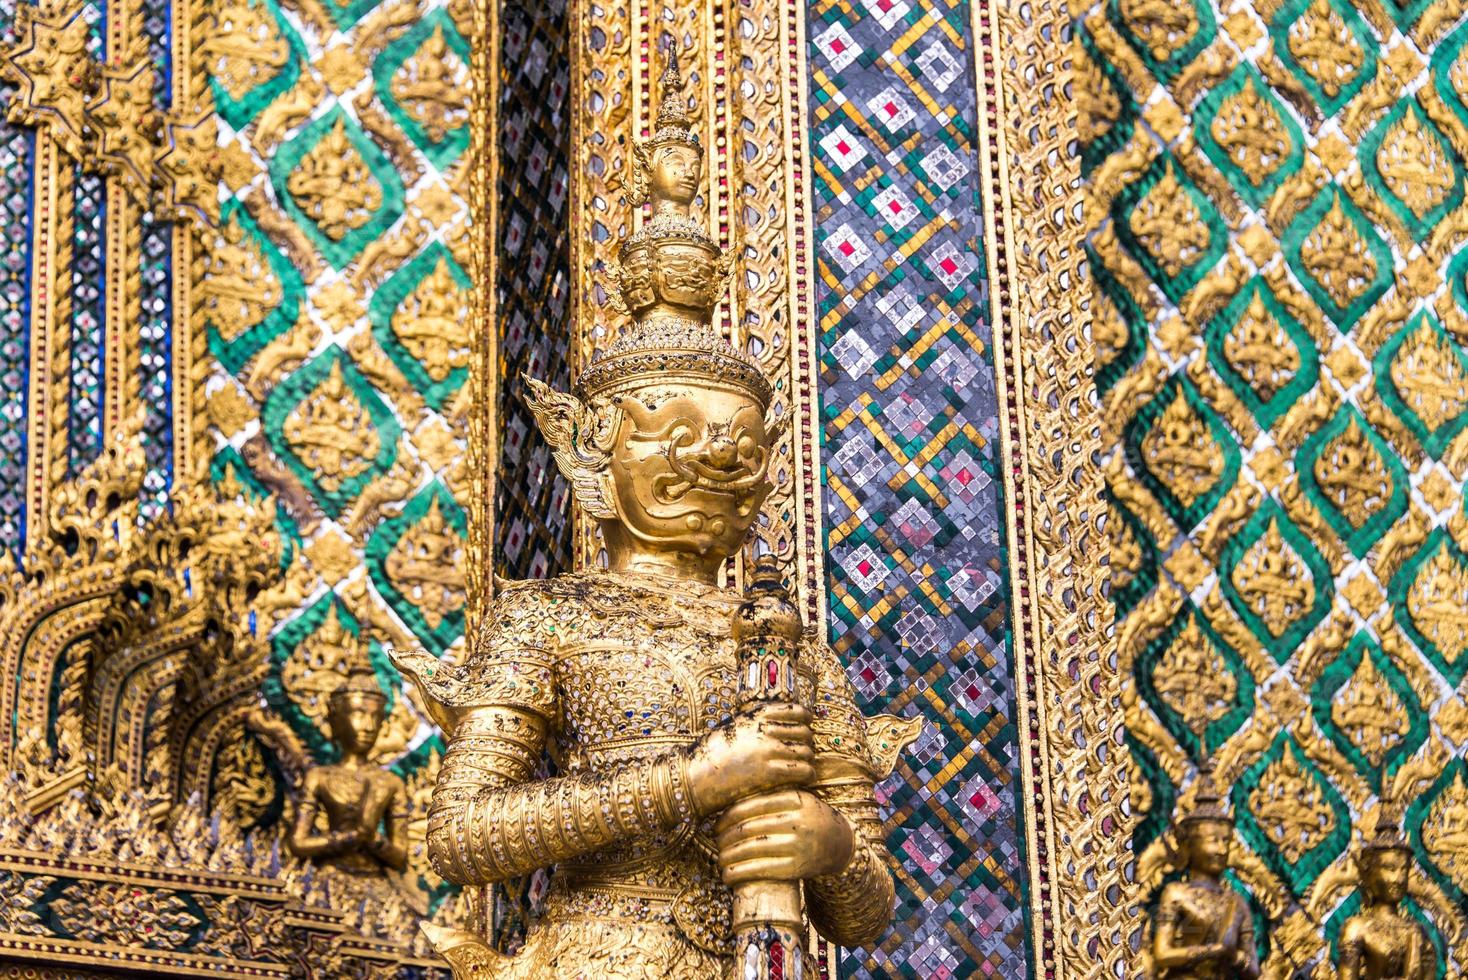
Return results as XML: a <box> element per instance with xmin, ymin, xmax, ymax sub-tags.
<box><xmin>427</xmin><ymin>722</ymin><xmax>695</xmax><ymax>885</ymax></box>
<box><xmin>806</xmin><ymin>839</ymin><xmax>893</xmax><ymax>948</ymax></box>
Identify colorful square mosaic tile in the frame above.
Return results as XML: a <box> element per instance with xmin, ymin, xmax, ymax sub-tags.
<box><xmin>807</xmin><ymin>1</ymin><xmax>1025</xmax><ymax>975</ymax></box>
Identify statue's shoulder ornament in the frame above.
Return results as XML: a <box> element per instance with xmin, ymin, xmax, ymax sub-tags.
<box><xmin>805</xmin><ymin>639</ymin><xmax>923</xmax><ymax>782</ymax></box>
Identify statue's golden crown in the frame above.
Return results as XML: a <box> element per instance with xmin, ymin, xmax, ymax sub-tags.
<box><xmin>646</xmin><ymin>43</ymin><xmax>698</xmax><ymax>150</ymax></box>
<box><xmin>574</xmin><ymin>319</ymin><xmax>772</xmax><ymax>407</ymax></box>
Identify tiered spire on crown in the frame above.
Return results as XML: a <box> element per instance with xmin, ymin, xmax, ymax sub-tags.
<box><xmin>649</xmin><ymin>42</ymin><xmax>698</xmax><ymax>148</ymax></box>
<box><xmin>1180</xmin><ymin>759</ymin><xmax>1231</xmax><ymax>826</ymax></box>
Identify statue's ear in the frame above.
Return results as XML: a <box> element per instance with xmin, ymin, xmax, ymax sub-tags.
<box><xmin>522</xmin><ymin>375</ymin><xmax>618</xmax><ymax>519</ymax></box>
<box><xmin>523</xmin><ymin>375</ymin><xmax>581</xmax><ymax>454</ymax></box>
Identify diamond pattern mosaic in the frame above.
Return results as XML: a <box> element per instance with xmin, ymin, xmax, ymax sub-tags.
<box><xmin>494</xmin><ymin>0</ymin><xmax>571</xmax><ymax>582</ymax></box>
<box><xmin>67</xmin><ymin>168</ymin><xmax>104</xmax><ymax>478</ymax></box>
<box><xmin>807</xmin><ymin>2</ymin><xmax>1023</xmax><ymax>976</ymax></box>
<box><xmin>1084</xmin><ymin>0</ymin><xmax>1468</xmax><ymax>966</ymax></box>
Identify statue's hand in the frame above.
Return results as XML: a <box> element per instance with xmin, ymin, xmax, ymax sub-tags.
<box><xmin>714</xmin><ymin>789</ymin><xmax>855</xmax><ymax>886</ymax></box>
<box><xmin>686</xmin><ymin>702</ymin><xmax>814</xmax><ymax>814</ymax></box>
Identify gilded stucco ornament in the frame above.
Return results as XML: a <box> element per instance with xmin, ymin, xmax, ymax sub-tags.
<box><xmin>391</xmin><ymin>44</ymin><xmax>919</xmax><ymax>980</ymax></box>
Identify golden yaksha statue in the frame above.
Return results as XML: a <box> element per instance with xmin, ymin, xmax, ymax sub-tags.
<box><xmin>1152</xmin><ymin>764</ymin><xmax>1260</xmax><ymax>980</ymax></box>
<box><xmin>286</xmin><ymin>662</ymin><xmax>410</xmax><ymax>875</ymax></box>
<box><xmin>1338</xmin><ymin>791</ymin><xmax>1436</xmax><ymax>980</ymax></box>
<box><xmin>390</xmin><ymin>43</ymin><xmax>917</xmax><ymax>979</ymax></box>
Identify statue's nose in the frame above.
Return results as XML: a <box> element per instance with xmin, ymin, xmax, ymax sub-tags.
<box><xmin>706</xmin><ymin>437</ymin><xmax>740</xmax><ymax>470</ymax></box>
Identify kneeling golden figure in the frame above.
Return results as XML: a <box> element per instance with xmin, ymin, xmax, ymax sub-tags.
<box><xmin>1338</xmin><ymin>796</ymin><xmax>1436</xmax><ymax>980</ymax></box>
<box><xmin>1152</xmin><ymin>767</ymin><xmax>1260</xmax><ymax>980</ymax></box>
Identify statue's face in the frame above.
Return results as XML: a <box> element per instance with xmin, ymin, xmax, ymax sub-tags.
<box><xmin>328</xmin><ymin>692</ymin><xmax>386</xmax><ymax>757</ymax></box>
<box><xmin>649</xmin><ymin>144</ymin><xmax>701</xmax><ymax>206</ymax></box>
<box><xmin>1364</xmin><ymin>848</ymin><xmax>1410</xmax><ymax>904</ymax></box>
<box><xmin>1184</xmin><ymin>819</ymin><xmax>1232</xmax><ymax>877</ymax></box>
<box><xmin>606</xmin><ymin>381</ymin><xmax>772</xmax><ymax>560</ymax></box>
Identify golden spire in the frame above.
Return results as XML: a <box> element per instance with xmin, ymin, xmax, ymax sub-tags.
<box><xmin>650</xmin><ymin>40</ymin><xmax>697</xmax><ymax>147</ymax></box>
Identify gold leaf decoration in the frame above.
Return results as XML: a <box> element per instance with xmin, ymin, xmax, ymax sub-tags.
<box><xmin>1140</xmin><ymin>387</ymin><xmax>1225</xmax><ymax>507</ymax></box>
<box><xmin>1287</xmin><ymin>0</ymin><xmax>1364</xmax><ymax>100</ymax></box>
<box><xmin>202</xmin><ymin>215</ymin><xmax>282</xmax><ymax>342</ymax></box>
<box><xmin>1407</xmin><ymin>543</ymin><xmax>1468</xmax><ymax>667</ymax></box>
<box><xmin>282</xmin><ymin>603</ymin><xmax>357</xmax><ymax>728</ymax></box>
<box><xmin>1422</xmin><ymin>769</ymin><xmax>1468</xmax><ymax>894</ymax></box>
<box><xmin>1209</xmin><ymin>77</ymin><xmax>1291</xmax><ymax>188</ymax></box>
<box><xmin>390</xmin><ymin>24</ymin><xmax>470</xmax><ymax>144</ymax></box>
<box><xmin>1230</xmin><ymin>518</ymin><xmax>1315</xmax><ymax>638</ymax></box>
<box><xmin>385</xmin><ymin>496</ymin><xmax>465</xmax><ymax>631</ymax></box>
<box><xmin>1376</xmin><ymin>109</ymin><xmax>1456</xmax><ymax>221</ymax></box>
<box><xmin>1389</xmin><ymin>322</ymin><xmax>1468</xmax><ymax>429</ymax></box>
<box><xmin>392</xmin><ymin>257</ymin><xmax>471</xmax><ymax>382</ymax></box>
<box><xmin>1248</xmin><ymin>746</ymin><xmax>1337</xmax><ymax>862</ymax></box>
<box><xmin>283</xmin><ymin>360</ymin><xmax>380</xmax><ymax>493</ymax></box>
<box><xmin>287</xmin><ymin>116</ymin><xmax>384</xmax><ymax>242</ymax></box>
<box><xmin>1223</xmin><ymin>292</ymin><xmax>1299</xmax><ymax>401</ymax></box>
<box><xmin>207</xmin><ymin>0</ymin><xmax>290</xmax><ymax>100</ymax></box>
<box><xmin>1117</xmin><ymin>0</ymin><xmax>1199</xmax><ymax>61</ymax></box>
<box><xmin>1300</xmin><ymin>197</ymin><xmax>1377</xmax><ymax>309</ymax></box>
<box><xmin>50</xmin><ymin>881</ymin><xmax>198</xmax><ymax>948</ymax></box>
<box><xmin>1312</xmin><ymin>417</ymin><xmax>1392</xmax><ymax>529</ymax></box>
<box><xmin>1108</xmin><ymin>502</ymin><xmax>1144</xmax><ymax>593</ymax></box>
<box><xmin>211</xmin><ymin>736</ymin><xmax>277</xmax><ymax>828</ymax></box>
<box><xmin>1329</xmin><ymin>653</ymin><xmax>1409</xmax><ymax>768</ymax></box>
<box><xmin>1153</xmin><ymin>618</ymin><xmax>1237</xmax><ymax>731</ymax></box>
<box><xmin>1128</xmin><ymin>164</ymin><xmax>1212</xmax><ymax>278</ymax></box>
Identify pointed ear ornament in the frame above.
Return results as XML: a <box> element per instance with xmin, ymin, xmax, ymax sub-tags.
<box><xmin>522</xmin><ymin>375</ymin><xmax>620</xmax><ymax>519</ymax></box>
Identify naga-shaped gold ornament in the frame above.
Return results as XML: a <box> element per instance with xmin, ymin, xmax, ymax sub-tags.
<box><xmin>1338</xmin><ymin>787</ymin><xmax>1436</xmax><ymax>980</ymax></box>
<box><xmin>391</xmin><ymin>42</ymin><xmax>919</xmax><ymax>979</ymax></box>
<box><xmin>1151</xmin><ymin>763</ymin><xmax>1261</xmax><ymax>980</ymax></box>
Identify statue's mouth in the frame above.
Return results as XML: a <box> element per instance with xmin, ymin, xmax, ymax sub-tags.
<box><xmin>653</xmin><ymin>431</ymin><xmax>770</xmax><ymax>501</ymax></box>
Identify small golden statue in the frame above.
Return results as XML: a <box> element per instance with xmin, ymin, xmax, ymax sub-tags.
<box><xmin>1152</xmin><ymin>764</ymin><xmax>1260</xmax><ymax>980</ymax></box>
<box><xmin>390</xmin><ymin>43</ymin><xmax>918</xmax><ymax>979</ymax></box>
<box><xmin>286</xmin><ymin>663</ymin><xmax>410</xmax><ymax>875</ymax></box>
<box><xmin>1338</xmin><ymin>792</ymin><xmax>1436</xmax><ymax>980</ymax></box>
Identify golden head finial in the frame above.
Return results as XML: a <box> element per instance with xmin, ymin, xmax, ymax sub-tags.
<box><xmin>1364</xmin><ymin>769</ymin><xmax>1410</xmax><ymax>856</ymax></box>
<box><xmin>651</xmin><ymin>40</ymin><xmax>697</xmax><ymax>148</ymax></box>
<box><xmin>1179</xmin><ymin>758</ymin><xmax>1231</xmax><ymax>826</ymax></box>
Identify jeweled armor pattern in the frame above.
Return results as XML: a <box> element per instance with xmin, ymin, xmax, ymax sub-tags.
<box><xmin>420</xmin><ymin>571</ymin><xmax>884</xmax><ymax>977</ymax></box>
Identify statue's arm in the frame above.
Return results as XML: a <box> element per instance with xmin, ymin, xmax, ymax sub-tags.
<box><xmin>1337</xmin><ymin>919</ymin><xmax>1364</xmax><ymax>980</ymax></box>
<box><xmin>1150</xmin><ymin>884</ymin><xmax>1227</xmax><ymax>970</ymax></box>
<box><xmin>1236</xmin><ymin>897</ymin><xmax>1260</xmax><ymax>979</ymax></box>
<box><xmin>366</xmin><ymin>775</ymin><xmax>410</xmax><ymax>872</ymax></box>
<box><xmin>425</xmin><ymin>700</ymin><xmax>695</xmax><ymax>886</ymax></box>
<box><xmin>287</xmin><ymin>772</ymin><xmax>352</xmax><ymax>859</ymax></box>
<box><xmin>802</xmin><ymin>645</ymin><xmax>920</xmax><ymax>948</ymax></box>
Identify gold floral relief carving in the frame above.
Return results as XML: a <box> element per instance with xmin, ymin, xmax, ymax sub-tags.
<box><xmin>1210</xmin><ymin>77</ymin><xmax>1291</xmax><ymax>188</ymax></box>
<box><xmin>1141</xmin><ymin>388</ymin><xmax>1225</xmax><ymax>506</ymax></box>
<box><xmin>1108</xmin><ymin>503</ymin><xmax>1145</xmax><ymax>593</ymax></box>
<box><xmin>392</xmin><ymin>257</ymin><xmax>470</xmax><ymax>382</ymax></box>
<box><xmin>1152</xmin><ymin>618</ymin><xmax>1238</xmax><ymax>731</ymax></box>
<box><xmin>282</xmin><ymin>603</ymin><xmax>356</xmax><ymax>729</ymax></box>
<box><xmin>390</xmin><ymin>23</ymin><xmax>469</xmax><ymax>144</ymax></box>
<box><xmin>1118</xmin><ymin>0</ymin><xmax>1199</xmax><ymax>61</ymax></box>
<box><xmin>1375</xmin><ymin>110</ymin><xmax>1456</xmax><ymax>221</ymax></box>
<box><xmin>1330</xmin><ymin>653</ymin><xmax>1409</xmax><ymax>768</ymax></box>
<box><xmin>1421</xmin><ymin>768</ymin><xmax>1468</xmax><ymax>894</ymax></box>
<box><xmin>384</xmin><ymin>495</ymin><xmax>465</xmax><ymax>631</ymax></box>
<box><xmin>1225</xmin><ymin>293</ymin><xmax>1300</xmax><ymax>400</ymax></box>
<box><xmin>1300</xmin><ymin>197</ymin><xmax>1378</xmax><ymax>309</ymax></box>
<box><xmin>1389</xmin><ymin>322</ymin><xmax>1468</xmax><ymax>427</ymax></box>
<box><xmin>207</xmin><ymin>0</ymin><xmax>290</xmax><ymax>101</ymax></box>
<box><xmin>1287</xmin><ymin>0</ymin><xmax>1365</xmax><ymax>100</ymax></box>
<box><xmin>210</xmin><ymin>735</ymin><xmax>277</xmax><ymax>828</ymax></box>
<box><xmin>287</xmin><ymin>116</ymin><xmax>383</xmax><ymax>242</ymax></box>
<box><xmin>1313</xmin><ymin>417</ymin><xmax>1393</xmax><ymax>528</ymax></box>
<box><xmin>282</xmin><ymin>360</ymin><xmax>380</xmax><ymax>493</ymax></box>
<box><xmin>1406</xmin><ymin>543</ymin><xmax>1468</xmax><ymax>666</ymax></box>
<box><xmin>50</xmin><ymin>881</ymin><xmax>197</xmax><ymax>948</ymax></box>
<box><xmin>1230</xmin><ymin>518</ymin><xmax>1315</xmax><ymax>638</ymax></box>
<box><xmin>1247</xmin><ymin>745</ymin><xmax>1338</xmax><ymax>862</ymax></box>
<box><xmin>202</xmin><ymin>215</ymin><xmax>283</xmax><ymax>342</ymax></box>
<box><xmin>1128</xmin><ymin>164</ymin><xmax>1211</xmax><ymax>278</ymax></box>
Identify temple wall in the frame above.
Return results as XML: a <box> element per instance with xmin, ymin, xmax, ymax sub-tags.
<box><xmin>1085</xmin><ymin>0</ymin><xmax>1468</xmax><ymax>969</ymax></box>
